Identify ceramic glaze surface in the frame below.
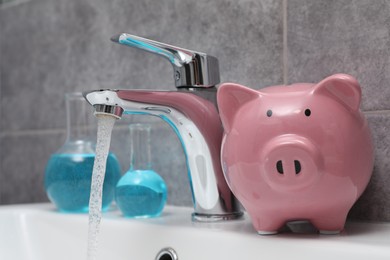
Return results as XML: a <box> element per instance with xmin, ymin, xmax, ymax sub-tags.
<box><xmin>2</xmin><ymin>204</ymin><xmax>390</xmax><ymax>260</ymax></box>
<box><xmin>217</xmin><ymin>74</ymin><xmax>374</xmax><ymax>234</ymax></box>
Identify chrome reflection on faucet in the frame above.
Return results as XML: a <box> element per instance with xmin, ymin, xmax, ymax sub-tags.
<box><xmin>85</xmin><ymin>33</ymin><xmax>243</xmax><ymax>221</ymax></box>
<box><xmin>111</xmin><ymin>33</ymin><xmax>220</xmax><ymax>88</ymax></box>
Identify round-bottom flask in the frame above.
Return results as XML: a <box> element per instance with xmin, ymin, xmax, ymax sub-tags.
<box><xmin>44</xmin><ymin>93</ymin><xmax>121</xmax><ymax>213</ymax></box>
<box><xmin>115</xmin><ymin>124</ymin><xmax>167</xmax><ymax>218</ymax></box>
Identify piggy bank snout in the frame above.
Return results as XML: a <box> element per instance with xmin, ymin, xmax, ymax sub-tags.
<box><xmin>262</xmin><ymin>136</ymin><xmax>323</xmax><ymax>191</ymax></box>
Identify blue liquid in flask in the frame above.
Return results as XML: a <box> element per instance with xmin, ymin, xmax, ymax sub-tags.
<box><xmin>115</xmin><ymin>169</ymin><xmax>167</xmax><ymax>218</ymax></box>
<box><xmin>45</xmin><ymin>153</ymin><xmax>121</xmax><ymax>213</ymax></box>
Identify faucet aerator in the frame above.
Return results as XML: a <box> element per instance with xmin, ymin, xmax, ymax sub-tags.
<box><xmin>93</xmin><ymin>104</ymin><xmax>123</xmax><ymax>119</ymax></box>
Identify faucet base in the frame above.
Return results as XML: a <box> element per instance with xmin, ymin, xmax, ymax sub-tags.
<box><xmin>192</xmin><ymin>212</ymin><xmax>244</xmax><ymax>222</ymax></box>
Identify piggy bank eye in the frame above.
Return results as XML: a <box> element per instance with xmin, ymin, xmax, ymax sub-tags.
<box><xmin>266</xmin><ymin>109</ymin><xmax>273</xmax><ymax>117</ymax></box>
<box><xmin>304</xmin><ymin>109</ymin><xmax>311</xmax><ymax>117</ymax></box>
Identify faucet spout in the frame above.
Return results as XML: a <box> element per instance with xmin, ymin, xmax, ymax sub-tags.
<box><xmin>85</xmin><ymin>33</ymin><xmax>243</xmax><ymax>221</ymax></box>
<box><xmin>84</xmin><ymin>89</ymin><xmax>243</xmax><ymax>221</ymax></box>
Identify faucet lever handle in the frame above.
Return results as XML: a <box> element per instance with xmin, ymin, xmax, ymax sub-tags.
<box><xmin>111</xmin><ymin>33</ymin><xmax>220</xmax><ymax>88</ymax></box>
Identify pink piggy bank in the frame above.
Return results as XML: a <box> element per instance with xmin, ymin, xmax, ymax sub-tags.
<box><xmin>217</xmin><ymin>74</ymin><xmax>374</xmax><ymax>235</ymax></box>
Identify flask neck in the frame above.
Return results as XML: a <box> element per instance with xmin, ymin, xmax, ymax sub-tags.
<box><xmin>130</xmin><ymin>124</ymin><xmax>152</xmax><ymax>171</ymax></box>
<box><xmin>65</xmin><ymin>93</ymin><xmax>96</xmax><ymax>143</ymax></box>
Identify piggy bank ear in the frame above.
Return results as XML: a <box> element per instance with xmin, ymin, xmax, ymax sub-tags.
<box><xmin>312</xmin><ymin>74</ymin><xmax>362</xmax><ymax>111</ymax></box>
<box><xmin>217</xmin><ymin>83</ymin><xmax>259</xmax><ymax>133</ymax></box>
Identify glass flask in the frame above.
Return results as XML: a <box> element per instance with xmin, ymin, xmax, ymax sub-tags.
<box><xmin>44</xmin><ymin>92</ymin><xmax>121</xmax><ymax>213</ymax></box>
<box><xmin>115</xmin><ymin>123</ymin><xmax>167</xmax><ymax>218</ymax></box>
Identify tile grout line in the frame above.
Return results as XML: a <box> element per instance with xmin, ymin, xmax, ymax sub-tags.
<box><xmin>0</xmin><ymin>109</ymin><xmax>390</xmax><ymax>138</ymax></box>
<box><xmin>0</xmin><ymin>121</ymin><xmax>172</xmax><ymax>138</ymax></box>
<box><xmin>282</xmin><ymin>0</ymin><xmax>288</xmax><ymax>85</ymax></box>
<box><xmin>363</xmin><ymin>110</ymin><xmax>390</xmax><ymax>115</ymax></box>
<box><xmin>0</xmin><ymin>11</ymin><xmax>3</xmax><ymax>198</ymax></box>
<box><xmin>0</xmin><ymin>128</ymin><xmax>66</xmax><ymax>138</ymax></box>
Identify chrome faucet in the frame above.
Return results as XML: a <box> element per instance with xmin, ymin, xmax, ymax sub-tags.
<box><xmin>84</xmin><ymin>33</ymin><xmax>243</xmax><ymax>221</ymax></box>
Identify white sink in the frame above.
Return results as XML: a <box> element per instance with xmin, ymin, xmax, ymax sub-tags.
<box><xmin>1</xmin><ymin>203</ymin><xmax>390</xmax><ymax>260</ymax></box>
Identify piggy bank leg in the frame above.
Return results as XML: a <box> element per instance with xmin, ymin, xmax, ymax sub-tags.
<box><xmin>311</xmin><ymin>211</ymin><xmax>348</xmax><ymax>235</ymax></box>
<box><xmin>251</xmin><ymin>213</ymin><xmax>285</xmax><ymax>235</ymax></box>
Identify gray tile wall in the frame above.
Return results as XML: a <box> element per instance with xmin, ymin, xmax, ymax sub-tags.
<box><xmin>0</xmin><ymin>0</ymin><xmax>389</xmax><ymax>222</ymax></box>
